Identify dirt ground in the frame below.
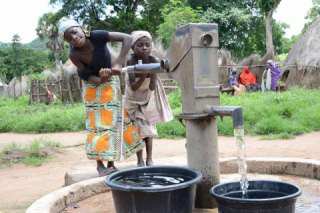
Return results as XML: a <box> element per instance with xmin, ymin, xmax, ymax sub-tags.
<box><xmin>0</xmin><ymin>131</ymin><xmax>320</xmax><ymax>213</ymax></box>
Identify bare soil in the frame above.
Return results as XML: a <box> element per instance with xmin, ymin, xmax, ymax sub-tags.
<box><xmin>0</xmin><ymin>131</ymin><xmax>320</xmax><ymax>213</ymax></box>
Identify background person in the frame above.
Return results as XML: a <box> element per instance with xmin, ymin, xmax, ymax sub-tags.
<box><xmin>238</xmin><ymin>66</ymin><xmax>260</xmax><ymax>92</ymax></box>
<box><xmin>262</xmin><ymin>59</ymin><xmax>281</xmax><ymax>92</ymax></box>
<box><xmin>228</xmin><ymin>68</ymin><xmax>246</xmax><ymax>96</ymax></box>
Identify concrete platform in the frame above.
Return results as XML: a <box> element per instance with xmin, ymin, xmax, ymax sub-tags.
<box><xmin>65</xmin><ymin>157</ymin><xmax>320</xmax><ymax>186</ymax></box>
<box><xmin>27</xmin><ymin>157</ymin><xmax>320</xmax><ymax>213</ymax></box>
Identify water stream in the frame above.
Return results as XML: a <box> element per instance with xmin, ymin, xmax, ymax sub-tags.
<box><xmin>234</xmin><ymin>127</ymin><xmax>249</xmax><ymax>197</ymax></box>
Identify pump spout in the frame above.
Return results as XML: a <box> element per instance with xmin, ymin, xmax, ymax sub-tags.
<box><xmin>122</xmin><ymin>63</ymin><xmax>166</xmax><ymax>74</ymax></box>
<box><xmin>204</xmin><ymin>105</ymin><xmax>244</xmax><ymax>129</ymax></box>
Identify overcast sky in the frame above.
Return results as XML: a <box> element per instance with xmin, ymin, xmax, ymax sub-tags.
<box><xmin>0</xmin><ymin>0</ymin><xmax>314</xmax><ymax>43</ymax></box>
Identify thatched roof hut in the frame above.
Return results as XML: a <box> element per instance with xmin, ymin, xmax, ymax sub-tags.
<box><xmin>282</xmin><ymin>16</ymin><xmax>320</xmax><ymax>89</ymax></box>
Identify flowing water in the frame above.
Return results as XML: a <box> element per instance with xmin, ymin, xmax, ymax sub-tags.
<box><xmin>234</xmin><ymin>127</ymin><xmax>249</xmax><ymax>197</ymax></box>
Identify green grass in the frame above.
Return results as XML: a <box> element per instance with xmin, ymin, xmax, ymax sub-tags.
<box><xmin>1</xmin><ymin>87</ymin><xmax>320</xmax><ymax>139</ymax></box>
<box><xmin>0</xmin><ymin>138</ymin><xmax>61</xmax><ymax>167</ymax></box>
<box><xmin>0</xmin><ymin>96</ymin><xmax>85</xmax><ymax>133</ymax></box>
<box><xmin>218</xmin><ymin>87</ymin><xmax>320</xmax><ymax>138</ymax></box>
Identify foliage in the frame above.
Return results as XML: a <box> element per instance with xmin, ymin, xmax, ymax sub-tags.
<box><xmin>278</xmin><ymin>34</ymin><xmax>300</xmax><ymax>55</ymax></box>
<box><xmin>0</xmin><ymin>138</ymin><xmax>61</xmax><ymax>167</ymax></box>
<box><xmin>47</xmin><ymin>0</ymin><xmax>292</xmax><ymax>57</ymax></box>
<box><xmin>276</xmin><ymin>53</ymin><xmax>287</xmax><ymax>62</ymax></box>
<box><xmin>219</xmin><ymin>88</ymin><xmax>320</xmax><ymax>138</ymax></box>
<box><xmin>2</xmin><ymin>88</ymin><xmax>320</xmax><ymax>140</ymax></box>
<box><xmin>11</xmin><ymin>35</ymin><xmax>24</xmax><ymax>79</ymax></box>
<box><xmin>0</xmin><ymin>96</ymin><xmax>85</xmax><ymax>133</ymax></box>
<box><xmin>200</xmin><ymin>6</ymin><xmax>263</xmax><ymax>58</ymax></box>
<box><xmin>0</xmin><ymin>40</ymin><xmax>54</xmax><ymax>83</ymax></box>
<box><xmin>302</xmin><ymin>0</ymin><xmax>320</xmax><ymax>34</ymax></box>
<box><xmin>25</xmin><ymin>38</ymin><xmax>49</xmax><ymax>51</ymax></box>
<box><xmin>49</xmin><ymin>0</ymin><xmax>168</xmax><ymax>34</ymax></box>
<box><xmin>157</xmin><ymin>89</ymin><xmax>184</xmax><ymax>138</ymax></box>
<box><xmin>36</xmin><ymin>12</ymin><xmax>67</xmax><ymax>68</ymax></box>
<box><xmin>306</xmin><ymin>0</ymin><xmax>320</xmax><ymax>22</ymax></box>
<box><xmin>157</xmin><ymin>0</ymin><xmax>201</xmax><ymax>47</ymax></box>
<box><xmin>257</xmin><ymin>0</ymin><xmax>281</xmax><ymax>15</ymax></box>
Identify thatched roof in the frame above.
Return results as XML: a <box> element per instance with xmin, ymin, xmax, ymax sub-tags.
<box><xmin>282</xmin><ymin>16</ymin><xmax>320</xmax><ymax>88</ymax></box>
<box><xmin>284</xmin><ymin>17</ymin><xmax>320</xmax><ymax>70</ymax></box>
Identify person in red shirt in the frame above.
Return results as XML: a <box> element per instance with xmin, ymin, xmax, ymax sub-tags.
<box><xmin>238</xmin><ymin>66</ymin><xmax>260</xmax><ymax>92</ymax></box>
<box><xmin>238</xmin><ymin>66</ymin><xmax>256</xmax><ymax>85</ymax></box>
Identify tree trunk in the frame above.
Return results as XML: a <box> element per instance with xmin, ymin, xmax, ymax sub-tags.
<box><xmin>265</xmin><ymin>0</ymin><xmax>282</xmax><ymax>59</ymax></box>
<box><xmin>54</xmin><ymin>50</ymin><xmax>61</xmax><ymax>70</ymax></box>
<box><xmin>265</xmin><ymin>9</ymin><xmax>275</xmax><ymax>58</ymax></box>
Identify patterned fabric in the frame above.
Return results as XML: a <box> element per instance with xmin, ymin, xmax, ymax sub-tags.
<box><xmin>83</xmin><ymin>76</ymin><xmax>144</xmax><ymax>161</ymax></box>
<box><xmin>269</xmin><ymin>65</ymin><xmax>281</xmax><ymax>91</ymax></box>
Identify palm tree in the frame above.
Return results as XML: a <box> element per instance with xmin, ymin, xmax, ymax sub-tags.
<box><xmin>36</xmin><ymin>13</ymin><xmax>63</xmax><ymax>70</ymax></box>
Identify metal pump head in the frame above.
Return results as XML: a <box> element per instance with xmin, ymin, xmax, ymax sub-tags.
<box><xmin>163</xmin><ymin>23</ymin><xmax>220</xmax><ymax>114</ymax></box>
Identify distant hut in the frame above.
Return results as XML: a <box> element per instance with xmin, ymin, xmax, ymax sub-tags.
<box><xmin>0</xmin><ymin>80</ymin><xmax>8</xmax><ymax>99</ymax></box>
<box><xmin>282</xmin><ymin>16</ymin><xmax>320</xmax><ymax>89</ymax></box>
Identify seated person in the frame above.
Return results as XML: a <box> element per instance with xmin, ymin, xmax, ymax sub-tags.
<box><xmin>238</xmin><ymin>66</ymin><xmax>260</xmax><ymax>92</ymax></box>
<box><xmin>228</xmin><ymin>68</ymin><xmax>246</xmax><ymax>96</ymax></box>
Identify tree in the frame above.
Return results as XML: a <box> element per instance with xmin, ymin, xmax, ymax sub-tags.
<box><xmin>0</xmin><ymin>50</ymin><xmax>9</xmax><ymax>84</ymax></box>
<box><xmin>11</xmin><ymin>35</ymin><xmax>24</xmax><ymax>79</ymax></box>
<box><xmin>198</xmin><ymin>0</ymin><xmax>275</xmax><ymax>58</ymax></box>
<box><xmin>157</xmin><ymin>0</ymin><xmax>200</xmax><ymax>47</ymax></box>
<box><xmin>303</xmin><ymin>0</ymin><xmax>320</xmax><ymax>33</ymax></box>
<box><xmin>50</xmin><ymin>0</ymin><xmax>110</xmax><ymax>29</ymax></box>
<box><xmin>258</xmin><ymin>0</ymin><xmax>282</xmax><ymax>57</ymax></box>
<box><xmin>49</xmin><ymin>0</ymin><xmax>168</xmax><ymax>34</ymax></box>
<box><xmin>36</xmin><ymin>13</ymin><xmax>65</xmax><ymax>69</ymax></box>
<box><xmin>0</xmin><ymin>41</ymin><xmax>53</xmax><ymax>83</ymax></box>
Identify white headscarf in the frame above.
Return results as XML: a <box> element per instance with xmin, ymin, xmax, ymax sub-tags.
<box><xmin>131</xmin><ymin>30</ymin><xmax>153</xmax><ymax>46</ymax></box>
<box><xmin>58</xmin><ymin>17</ymin><xmax>80</xmax><ymax>40</ymax></box>
<box><xmin>266</xmin><ymin>59</ymin><xmax>274</xmax><ymax>66</ymax></box>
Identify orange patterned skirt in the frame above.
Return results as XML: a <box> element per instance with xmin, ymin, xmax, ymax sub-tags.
<box><xmin>83</xmin><ymin>76</ymin><xmax>144</xmax><ymax>161</ymax></box>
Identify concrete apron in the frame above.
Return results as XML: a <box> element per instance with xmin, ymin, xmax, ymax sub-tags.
<box><xmin>26</xmin><ymin>157</ymin><xmax>320</xmax><ymax>213</ymax></box>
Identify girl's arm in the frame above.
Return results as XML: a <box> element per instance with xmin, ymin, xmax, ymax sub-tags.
<box><xmin>108</xmin><ymin>32</ymin><xmax>132</xmax><ymax>75</ymax></box>
<box><xmin>127</xmin><ymin>58</ymin><xmax>147</xmax><ymax>91</ymax></box>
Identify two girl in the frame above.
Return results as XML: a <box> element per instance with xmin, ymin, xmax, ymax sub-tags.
<box><xmin>58</xmin><ymin>17</ymin><xmax>172</xmax><ymax>175</ymax></box>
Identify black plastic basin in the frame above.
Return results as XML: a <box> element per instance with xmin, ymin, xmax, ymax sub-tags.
<box><xmin>105</xmin><ymin>166</ymin><xmax>202</xmax><ymax>213</ymax></box>
<box><xmin>210</xmin><ymin>180</ymin><xmax>302</xmax><ymax>213</ymax></box>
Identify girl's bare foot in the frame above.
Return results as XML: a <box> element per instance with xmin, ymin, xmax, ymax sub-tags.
<box><xmin>137</xmin><ymin>160</ymin><xmax>145</xmax><ymax>167</ymax></box>
<box><xmin>146</xmin><ymin>158</ymin><xmax>153</xmax><ymax>166</ymax></box>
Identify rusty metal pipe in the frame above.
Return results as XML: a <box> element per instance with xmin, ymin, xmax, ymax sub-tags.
<box><xmin>204</xmin><ymin>105</ymin><xmax>244</xmax><ymax>129</ymax></box>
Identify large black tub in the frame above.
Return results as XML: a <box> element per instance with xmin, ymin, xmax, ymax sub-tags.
<box><xmin>210</xmin><ymin>180</ymin><xmax>302</xmax><ymax>213</ymax></box>
<box><xmin>105</xmin><ymin>166</ymin><xmax>202</xmax><ymax>213</ymax></box>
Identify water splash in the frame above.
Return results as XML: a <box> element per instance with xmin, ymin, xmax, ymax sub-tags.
<box><xmin>234</xmin><ymin>127</ymin><xmax>249</xmax><ymax>197</ymax></box>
